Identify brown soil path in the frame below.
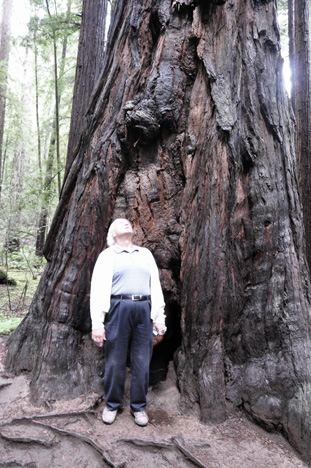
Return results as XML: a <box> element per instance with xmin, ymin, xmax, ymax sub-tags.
<box><xmin>0</xmin><ymin>335</ymin><xmax>307</xmax><ymax>468</ymax></box>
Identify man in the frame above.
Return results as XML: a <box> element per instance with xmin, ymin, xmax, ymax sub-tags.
<box><xmin>90</xmin><ymin>218</ymin><xmax>166</xmax><ymax>426</ymax></box>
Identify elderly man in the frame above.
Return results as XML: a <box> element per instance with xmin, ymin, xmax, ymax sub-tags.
<box><xmin>90</xmin><ymin>218</ymin><xmax>166</xmax><ymax>426</ymax></box>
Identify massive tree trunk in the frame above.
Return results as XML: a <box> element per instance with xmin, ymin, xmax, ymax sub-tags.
<box><xmin>6</xmin><ymin>0</ymin><xmax>311</xmax><ymax>462</ymax></box>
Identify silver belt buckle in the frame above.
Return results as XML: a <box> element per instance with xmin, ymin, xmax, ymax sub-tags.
<box><xmin>132</xmin><ymin>295</ymin><xmax>140</xmax><ymax>301</ymax></box>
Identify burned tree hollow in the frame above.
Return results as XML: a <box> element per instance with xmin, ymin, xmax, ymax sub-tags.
<box><xmin>5</xmin><ymin>0</ymin><xmax>311</xmax><ymax>464</ymax></box>
<box><xmin>150</xmin><ymin>300</ymin><xmax>182</xmax><ymax>386</ymax></box>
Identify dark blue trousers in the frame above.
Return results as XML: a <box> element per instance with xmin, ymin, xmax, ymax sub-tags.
<box><xmin>104</xmin><ymin>298</ymin><xmax>153</xmax><ymax>412</ymax></box>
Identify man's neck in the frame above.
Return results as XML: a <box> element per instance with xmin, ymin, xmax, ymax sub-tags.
<box><xmin>115</xmin><ymin>235</ymin><xmax>133</xmax><ymax>249</ymax></box>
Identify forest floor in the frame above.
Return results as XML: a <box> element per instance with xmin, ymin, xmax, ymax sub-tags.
<box><xmin>0</xmin><ymin>333</ymin><xmax>309</xmax><ymax>468</ymax></box>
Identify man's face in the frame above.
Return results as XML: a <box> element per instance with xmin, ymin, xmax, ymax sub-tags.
<box><xmin>112</xmin><ymin>219</ymin><xmax>133</xmax><ymax>238</ymax></box>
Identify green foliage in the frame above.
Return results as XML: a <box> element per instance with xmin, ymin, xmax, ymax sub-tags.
<box><xmin>0</xmin><ymin>257</ymin><xmax>43</xmax><ymax>329</ymax></box>
<box><xmin>0</xmin><ymin>59</ymin><xmax>9</xmax><ymax>84</ymax></box>
<box><xmin>28</xmin><ymin>10</ymin><xmax>80</xmax><ymax>43</ymax></box>
<box><xmin>276</xmin><ymin>0</ymin><xmax>287</xmax><ymax>10</ymax></box>
<box><xmin>0</xmin><ymin>316</ymin><xmax>23</xmax><ymax>334</ymax></box>
<box><xmin>0</xmin><ymin>0</ymin><xmax>82</xmax><ymax>259</ymax></box>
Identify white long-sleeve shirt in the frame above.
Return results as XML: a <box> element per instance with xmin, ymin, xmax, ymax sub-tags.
<box><xmin>90</xmin><ymin>245</ymin><xmax>166</xmax><ymax>329</ymax></box>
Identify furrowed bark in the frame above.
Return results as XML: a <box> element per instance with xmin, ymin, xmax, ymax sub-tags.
<box><xmin>292</xmin><ymin>0</ymin><xmax>311</xmax><ymax>271</ymax></box>
<box><xmin>65</xmin><ymin>0</ymin><xmax>108</xmax><ymax>175</ymax></box>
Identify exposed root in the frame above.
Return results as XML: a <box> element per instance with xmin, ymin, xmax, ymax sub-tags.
<box><xmin>0</xmin><ymin>461</ymin><xmax>37</xmax><ymax>467</ymax></box>
<box><xmin>118</xmin><ymin>436</ymin><xmax>211</xmax><ymax>468</ymax></box>
<box><xmin>0</xmin><ymin>408</ymin><xmax>96</xmax><ymax>428</ymax></box>
<box><xmin>0</xmin><ymin>382</ymin><xmax>12</xmax><ymax>390</ymax></box>
<box><xmin>116</xmin><ymin>437</ymin><xmax>173</xmax><ymax>449</ymax></box>
<box><xmin>83</xmin><ymin>412</ymin><xmax>95</xmax><ymax>427</ymax></box>
<box><xmin>31</xmin><ymin>420</ymin><xmax>125</xmax><ymax>468</ymax></box>
<box><xmin>172</xmin><ymin>436</ymin><xmax>211</xmax><ymax>468</ymax></box>
<box><xmin>0</xmin><ymin>407</ymin><xmax>125</xmax><ymax>468</ymax></box>
<box><xmin>191</xmin><ymin>442</ymin><xmax>211</xmax><ymax>448</ymax></box>
<box><xmin>0</xmin><ymin>429</ymin><xmax>55</xmax><ymax>447</ymax></box>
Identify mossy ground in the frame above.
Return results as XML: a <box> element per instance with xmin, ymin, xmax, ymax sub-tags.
<box><xmin>0</xmin><ymin>269</ymin><xmax>40</xmax><ymax>334</ymax></box>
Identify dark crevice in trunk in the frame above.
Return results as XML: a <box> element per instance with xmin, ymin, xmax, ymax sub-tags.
<box><xmin>150</xmin><ymin>301</ymin><xmax>182</xmax><ymax>386</ymax></box>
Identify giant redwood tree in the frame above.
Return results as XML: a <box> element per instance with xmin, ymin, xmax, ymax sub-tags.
<box><xmin>6</xmin><ymin>0</ymin><xmax>311</xmax><ymax>462</ymax></box>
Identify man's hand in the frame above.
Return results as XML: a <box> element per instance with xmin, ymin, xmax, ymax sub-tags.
<box><xmin>153</xmin><ymin>323</ymin><xmax>167</xmax><ymax>346</ymax></box>
<box><xmin>92</xmin><ymin>327</ymin><xmax>106</xmax><ymax>347</ymax></box>
<box><xmin>154</xmin><ymin>323</ymin><xmax>167</xmax><ymax>336</ymax></box>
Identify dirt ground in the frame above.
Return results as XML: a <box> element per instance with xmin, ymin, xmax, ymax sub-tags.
<box><xmin>0</xmin><ymin>335</ymin><xmax>308</xmax><ymax>468</ymax></box>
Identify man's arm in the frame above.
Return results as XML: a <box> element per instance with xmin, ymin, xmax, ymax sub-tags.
<box><xmin>147</xmin><ymin>249</ymin><xmax>166</xmax><ymax>329</ymax></box>
<box><xmin>90</xmin><ymin>248</ymin><xmax>113</xmax><ymax>346</ymax></box>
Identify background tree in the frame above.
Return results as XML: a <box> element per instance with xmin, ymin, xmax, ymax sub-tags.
<box><xmin>65</xmin><ymin>0</ymin><xmax>108</xmax><ymax>175</ymax></box>
<box><xmin>288</xmin><ymin>0</ymin><xmax>294</xmax><ymax>99</ymax></box>
<box><xmin>6</xmin><ymin>0</ymin><xmax>311</xmax><ymax>463</ymax></box>
<box><xmin>290</xmin><ymin>0</ymin><xmax>311</xmax><ymax>271</ymax></box>
<box><xmin>35</xmin><ymin>0</ymin><xmax>78</xmax><ymax>255</ymax></box>
<box><xmin>0</xmin><ymin>0</ymin><xmax>13</xmax><ymax>197</ymax></box>
<box><xmin>0</xmin><ymin>0</ymin><xmax>81</xmax><ymax>264</ymax></box>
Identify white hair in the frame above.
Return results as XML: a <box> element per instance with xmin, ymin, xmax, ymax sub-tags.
<box><xmin>106</xmin><ymin>218</ymin><xmax>129</xmax><ymax>247</ymax></box>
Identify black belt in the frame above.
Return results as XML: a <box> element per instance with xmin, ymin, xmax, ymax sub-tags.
<box><xmin>111</xmin><ymin>294</ymin><xmax>151</xmax><ymax>301</ymax></box>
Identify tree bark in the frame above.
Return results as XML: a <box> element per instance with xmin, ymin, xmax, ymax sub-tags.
<box><xmin>292</xmin><ymin>0</ymin><xmax>311</xmax><ymax>271</ymax></box>
<box><xmin>6</xmin><ymin>0</ymin><xmax>311</xmax><ymax>462</ymax></box>
<box><xmin>64</xmin><ymin>0</ymin><xmax>108</xmax><ymax>176</ymax></box>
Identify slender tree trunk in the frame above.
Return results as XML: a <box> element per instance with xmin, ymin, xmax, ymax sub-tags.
<box><xmin>4</xmin><ymin>46</ymin><xmax>30</xmax><ymax>252</ymax></box>
<box><xmin>292</xmin><ymin>0</ymin><xmax>311</xmax><ymax>271</ymax></box>
<box><xmin>0</xmin><ymin>0</ymin><xmax>13</xmax><ymax>199</ymax></box>
<box><xmin>64</xmin><ymin>0</ymin><xmax>107</xmax><ymax>176</ymax></box>
<box><xmin>35</xmin><ymin>1</ymin><xmax>73</xmax><ymax>255</ymax></box>
<box><xmin>6</xmin><ymin>148</ymin><xmax>24</xmax><ymax>251</ymax></box>
<box><xmin>6</xmin><ymin>0</ymin><xmax>311</xmax><ymax>463</ymax></box>
<box><xmin>35</xmin><ymin>126</ymin><xmax>56</xmax><ymax>256</ymax></box>
<box><xmin>52</xmin><ymin>36</ymin><xmax>61</xmax><ymax>196</ymax></box>
<box><xmin>45</xmin><ymin>0</ymin><xmax>63</xmax><ymax>197</ymax></box>
<box><xmin>0</xmin><ymin>133</ymin><xmax>8</xmax><ymax>194</ymax></box>
<box><xmin>34</xmin><ymin>32</ymin><xmax>42</xmax><ymax>179</ymax></box>
<box><xmin>288</xmin><ymin>0</ymin><xmax>294</xmax><ymax>106</ymax></box>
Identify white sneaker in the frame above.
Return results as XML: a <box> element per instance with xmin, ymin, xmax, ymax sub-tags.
<box><xmin>102</xmin><ymin>406</ymin><xmax>117</xmax><ymax>424</ymax></box>
<box><xmin>131</xmin><ymin>409</ymin><xmax>148</xmax><ymax>426</ymax></box>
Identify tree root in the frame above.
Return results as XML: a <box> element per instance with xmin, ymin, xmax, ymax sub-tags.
<box><xmin>0</xmin><ymin>408</ymin><xmax>209</xmax><ymax>468</ymax></box>
<box><xmin>0</xmin><ymin>410</ymin><xmax>125</xmax><ymax>468</ymax></box>
<box><xmin>0</xmin><ymin>408</ymin><xmax>96</xmax><ymax>428</ymax></box>
<box><xmin>0</xmin><ymin>429</ymin><xmax>55</xmax><ymax>447</ymax></box>
<box><xmin>118</xmin><ymin>436</ymin><xmax>211</xmax><ymax>468</ymax></box>
<box><xmin>116</xmin><ymin>437</ymin><xmax>173</xmax><ymax>449</ymax></box>
<box><xmin>31</xmin><ymin>420</ymin><xmax>125</xmax><ymax>468</ymax></box>
<box><xmin>0</xmin><ymin>461</ymin><xmax>37</xmax><ymax>467</ymax></box>
<box><xmin>83</xmin><ymin>412</ymin><xmax>95</xmax><ymax>427</ymax></box>
<box><xmin>172</xmin><ymin>436</ymin><xmax>211</xmax><ymax>468</ymax></box>
<box><xmin>0</xmin><ymin>382</ymin><xmax>12</xmax><ymax>390</ymax></box>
